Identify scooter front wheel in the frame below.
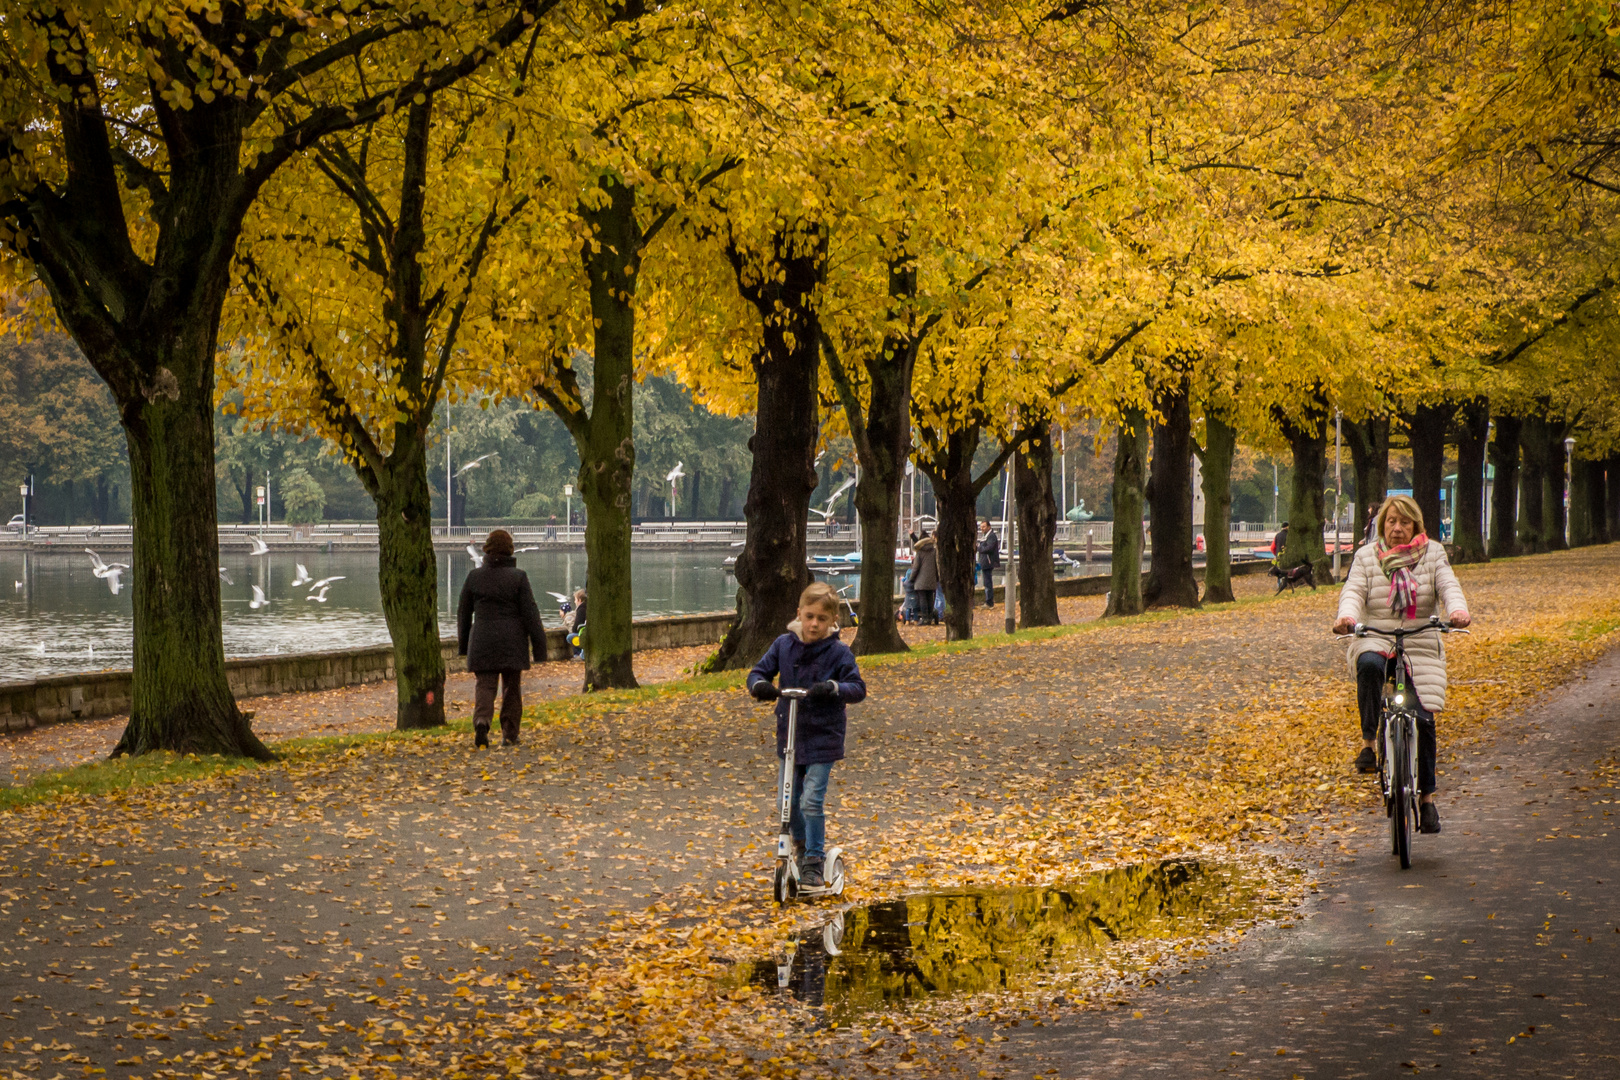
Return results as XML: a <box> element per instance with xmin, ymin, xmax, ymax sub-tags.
<box><xmin>773</xmin><ymin>861</ymin><xmax>795</xmax><ymax>904</ymax></box>
<box><xmin>827</xmin><ymin>852</ymin><xmax>847</xmax><ymax>896</ymax></box>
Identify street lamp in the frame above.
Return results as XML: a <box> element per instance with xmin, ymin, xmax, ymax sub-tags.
<box><xmin>564</xmin><ymin>484</ymin><xmax>574</xmax><ymax>540</ymax></box>
<box><xmin>19</xmin><ymin>484</ymin><xmax>28</xmax><ymax>535</ymax></box>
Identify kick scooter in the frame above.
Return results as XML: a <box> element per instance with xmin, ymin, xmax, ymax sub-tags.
<box><xmin>772</xmin><ymin>687</ymin><xmax>847</xmax><ymax>904</ymax></box>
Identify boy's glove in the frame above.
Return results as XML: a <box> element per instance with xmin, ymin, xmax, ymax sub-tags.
<box><xmin>806</xmin><ymin>680</ymin><xmax>840</xmax><ymax>702</ymax></box>
<box><xmin>749</xmin><ymin>680</ymin><xmax>780</xmax><ymax>701</ymax></box>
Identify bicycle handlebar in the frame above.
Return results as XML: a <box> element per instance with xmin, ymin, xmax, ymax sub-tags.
<box><xmin>1332</xmin><ymin>616</ymin><xmax>1471</xmax><ymax>641</ymax></box>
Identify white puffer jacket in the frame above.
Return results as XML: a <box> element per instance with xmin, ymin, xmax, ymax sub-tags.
<box><xmin>1335</xmin><ymin>540</ymin><xmax>1469</xmax><ymax>711</ymax></box>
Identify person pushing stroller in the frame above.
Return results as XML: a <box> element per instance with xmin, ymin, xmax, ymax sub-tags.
<box><xmin>747</xmin><ymin>583</ymin><xmax>866</xmax><ymax>889</ymax></box>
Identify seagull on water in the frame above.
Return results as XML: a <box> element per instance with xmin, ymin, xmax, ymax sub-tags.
<box><xmin>291</xmin><ymin>563</ymin><xmax>312</xmax><ymax>586</ymax></box>
<box><xmin>515</xmin><ymin>545</ymin><xmax>539</xmax><ymax>553</ymax></box>
<box><xmin>466</xmin><ymin>543</ymin><xmax>484</xmax><ymax>568</ymax></box>
<box><xmin>219</xmin><ymin>566</ymin><xmax>234</xmax><ymax>585</ymax></box>
<box><xmin>13</xmin><ymin>581</ymin><xmax>21</xmax><ymax>592</ymax></box>
<box><xmin>248</xmin><ymin>536</ymin><xmax>270</xmax><ymax>556</ymax></box>
<box><xmin>250</xmin><ymin>585</ymin><xmax>269</xmax><ymax>609</ymax></box>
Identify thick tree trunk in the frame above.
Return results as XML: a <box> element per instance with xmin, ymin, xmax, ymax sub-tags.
<box><xmin>917</xmin><ymin>426</ymin><xmax>1008</xmax><ymax>643</ymax></box>
<box><xmin>1407</xmin><ymin>403</ymin><xmax>1449</xmax><ymax>544</ymax></box>
<box><xmin>111</xmin><ymin>355</ymin><xmax>270</xmax><ymax>760</ymax></box>
<box><xmin>716</xmin><ymin>474</ymin><xmax>735</xmax><ymax>520</ymax></box>
<box><xmin>706</xmin><ymin>226</ymin><xmax>824</xmax><ymax>671</ymax></box>
<box><xmin>1542</xmin><ymin>426</ymin><xmax>1569</xmax><ymax>550</ymax></box>
<box><xmin>575</xmin><ymin>176</ymin><xmax>640</xmax><ymax>691</ymax></box>
<box><xmin>375</xmin><ymin>452</ymin><xmax>447</xmax><ymax>729</ymax></box>
<box><xmin>1013</xmin><ymin>425</ymin><xmax>1060</xmax><ymax>627</ymax></box>
<box><xmin>1197</xmin><ymin>414</ymin><xmax>1237</xmax><ymax>603</ymax></box>
<box><xmin>1569</xmin><ymin>457</ymin><xmax>1602</xmax><ymax>547</ymax></box>
<box><xmin>1143</xmin><ymin>384</ymin><xmax>1199</xmax><ymax>608</ymax></box>
<box><xmin>1517</xmin><ymin>417</ymin><xmax>1548</xmax><ymax>553</ymax></box>
<box><xmin>1280</xmin><ymin>413</ymin><xmax>1331</xmax><ymax>582</ymax></box>
<box><xmin>1488</xmin><ymin>413</ymin><xmax>1522</xmax><ymax>557</ymax></box>
<box><xmin>1607</xmin><ymin>457</ymin><xmax>1620</xmax><ymax>543</ymax></box>
<box><xmin>1451</xmin><ymin>400</ymin><xmax>1489</xmax><ymax>563</ymax></box>
<box><xmin>94</xmin><ymin>474</ymin><xmax>114</xmax><ymax>527</ymax></box>
<box><xmin>1345</xmin><ymin>416</ymin><xmax>1390</xmax><ymax>545</ymax></box>
<box><xmin>1104</xmin><ymin>409</ymin><xmax>1148</xmax><ymax>618</ymax></box>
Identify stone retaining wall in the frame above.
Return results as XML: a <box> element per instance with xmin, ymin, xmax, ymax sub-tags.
<box><xmin>0</xmin><ymin>611</ymin><xmax>737</xmax><ymax>731</ymax></box>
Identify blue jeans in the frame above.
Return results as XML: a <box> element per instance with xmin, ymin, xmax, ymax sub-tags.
<box><xmin>777</xmin><ymin>760</ymin><xmax>833</xmax><ymax>862</ymax></box>
<box><xmin>1357</xmin><ymin>652</ymin><xmax>1437</xmax><ymax>794</ymax></box>
<box><xmin>978</xmin><ymin>565</ymin><xmax>996</xmax><ymax>605</ymax></box>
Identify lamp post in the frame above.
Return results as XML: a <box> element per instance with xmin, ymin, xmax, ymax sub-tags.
<box><xmin>564</xmin><ymin>484</ymin><xmax>574</xmax><ymax>541</ymax></box>
<box><xmin>18</xmin><ymin>483</ymin><xmax>28</xmax><ymax>536</ymax></box>
<box><xmin>255</xmin><ymin>485</ymin><xmax>266</xmax><ymax>536</ymax></box>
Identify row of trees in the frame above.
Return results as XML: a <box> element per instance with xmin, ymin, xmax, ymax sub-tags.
<box><xmin>3</xmin><ymin>1</ymin><xmax>1617</xmax><ymax>757</ymax></box>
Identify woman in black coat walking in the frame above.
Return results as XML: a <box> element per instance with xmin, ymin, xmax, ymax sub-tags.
<box><xmin>456</xmin><ymin>529</ymin><xmax>548</xmax><ymax>748</ymax></box>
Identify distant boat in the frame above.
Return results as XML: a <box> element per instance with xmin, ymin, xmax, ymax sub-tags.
<box><xmin>1065</xmin><ymin>499</ymin><xmax>1095</xmax><ymax>522</ymax></box>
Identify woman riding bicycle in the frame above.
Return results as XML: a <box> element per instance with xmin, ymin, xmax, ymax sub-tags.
<box><xmin>1332</xmin><ymin>494</ymin><xmax>1471</xmax><ymax>834</ymax></box>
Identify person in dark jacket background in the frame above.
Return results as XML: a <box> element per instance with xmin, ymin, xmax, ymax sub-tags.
<box><xmin>909</xmin><ymin>531</ymin><xmax>940</xmax><ymax>625</ymax></box>
<box><xmin>746</xmin><ymin>582</ymin><xmax>866</xmax><ymax>889</ymax></box>
<box><xmin>457</xmin><ymin>529</ymin><xmax>547</xmax><ymax>748</ymax></box>
<box><xmin>975</xmin><ymin>518</ymin><xmax>1000</xmax><ymax>607</ymax></box>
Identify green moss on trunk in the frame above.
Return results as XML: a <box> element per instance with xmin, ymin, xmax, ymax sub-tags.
<box><xmin>376</xmin><ymin>457</ymin><xmax>446</xmax><ymax>730</ymax></box>
<box><xmin>1014</xmin><ymin>425</ymin><xmax>1060</xmax><ymax>628</ymax></box>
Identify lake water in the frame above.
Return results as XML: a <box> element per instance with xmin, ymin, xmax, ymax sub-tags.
<box><xmin>0</xmin><ymin>547</ymin><xmax>761</xmax><ymax>681</ymax></box>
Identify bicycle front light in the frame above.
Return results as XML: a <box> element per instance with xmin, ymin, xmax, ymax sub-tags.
<box><xmin>1394</xmin><ymin>694</ymin><xmax>1405</xmax><ymax>705</ymax></box>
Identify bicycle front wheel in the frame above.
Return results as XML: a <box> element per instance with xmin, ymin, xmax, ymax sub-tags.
<box><xmin>1389</xmin><ymin>719</ymin><xmax>1413</xmax><ymax>869</ymax></box>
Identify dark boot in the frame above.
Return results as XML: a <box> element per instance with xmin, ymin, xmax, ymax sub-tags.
<box><xmin>474</xmin><ymin>724</ymin><xmax>490</xmax><ymax>749</ymax></box>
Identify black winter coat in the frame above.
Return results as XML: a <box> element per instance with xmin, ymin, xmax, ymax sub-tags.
<box><xmin>910</xmin><ymin>536</ymin><xmax>940</xmax><ymax>590</ymax></box>
<box><xmin>457</xmin><ymin>557</ymin><xmax>548</xmax><ymax>671</ymax></box>
<box><xmin>747</xmin><ymin>631</ymin><xmax>866</xmax><ymax>764</ymax></box>
<box><xmin>975</xmin><ymin>529</ymin><xmax>1001</xmax><ymax>568</ymax></box>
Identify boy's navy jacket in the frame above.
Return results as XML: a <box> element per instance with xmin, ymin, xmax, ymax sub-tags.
<box><xmin>747</xmin><ymin>631</ymin><xmax>866</xmax><ymax>764</ymax></box>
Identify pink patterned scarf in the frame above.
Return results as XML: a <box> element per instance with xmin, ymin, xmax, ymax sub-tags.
<box><xmin>1377</xmin><ymin>533</ymin><xmax>1428</xmax><ymax>619</ymax></box>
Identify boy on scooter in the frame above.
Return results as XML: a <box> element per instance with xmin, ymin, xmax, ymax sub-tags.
<box><xmin>747</xmin><ymin>582</ymin><xmax>866</xmax><ymax>889</ymax></box>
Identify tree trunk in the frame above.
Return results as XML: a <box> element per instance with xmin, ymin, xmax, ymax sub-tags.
<box><xmin>716</xmin><ymin>473</ymin><xmax>735</xmax><ymax>520</ymax></box>
<box><xmin>705</xmin><ymin>226</ymin><xmax>824</xmax><ymax>671</ymax></box>
<box><xmin>1197</xmin><ymin>413</ymin><xmax>1237</xmax><ymax>603</ymax></box>
<box><xmin>1345</xmin><ymin>416</ymin><xmax>1390</xmax><ymax>545</ymax></box>
<box><xmin>1451</xmin><ymin>400</ymin><xmax>1489</xmax><ymax>563</ymax></box>
<box><xmin>917</xmin><ymin>425</ymin><xmax>1010</xmax><ymax>642</ymax></box>
<box><xmin>1407</xmin><ymin>403</ymin><xmax>1449</xmax><ymax>544</ymax></box>
<box><xmin>94</xmin><ymin>473</ymin><xmax>113</xmax><ymax>527</ymax></box>
<box><xmin>111</xmin><ymin>357</ymin><xmax>270</xmax><ymax>760</ymax></box>
<box><xmin>1569</xmin><ymin>456</ymin><xmax>1604</xmax><ymax>548</ymax></box>
<box><xmin>1143</xmin><ymin>383</ymin><xmax>1199</xmax><ymax>608</ymax></box>
<box><xmin>1104</xmin><ymin>408</ymin><xmax>1148</xmax><ymax>617</ymax></box>
<box><xmin>1014</xmin><ymin>424</ymin><xmax>1060</xmax><ymax>627</ymax></box>
<box><xmin>1607</xmin><ymin>457</ymin><xmax>1620</xmax><ymax>543</ymax></box>
<box><xmin>1542</xmin><ymin>426</ymin><xmax>1569</xmax><ymax>550</ymax></box>
<box><xmin>1488</xmin><ymin>413</ymin><xmax>1522</xmax><ymax>557</ymax></box>
<box><xmin>375</xmin><ymin>450</ymin><xmax>447</xmax><ymax>729</ymax></box>
<box><xmin>1517</xmin><ymin>417</ymin><xmax>1548</xmax><ymax>553</ymax></box>
<box><xmin>688</xmin><ymin>468</ymin><xmax>702</xmax><ymax>519</ymax></box>
<box><xmin>575</xmin><ymin>177</ymin><xmax>640</xmax><ymax>691</ymax></box>
<box><xmin>1280</xmin><ymin>411</ymin><xmax>1331</xmax><ymax>582</ymax></box>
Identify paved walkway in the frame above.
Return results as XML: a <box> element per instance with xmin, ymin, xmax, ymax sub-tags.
<box><xmin>0</xmin><ymin>551</ymin><xmax>1615</xmax><ymax>1080</ymax></box>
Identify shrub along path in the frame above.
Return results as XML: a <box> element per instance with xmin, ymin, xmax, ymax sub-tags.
<box><xmin>0</xmin><ymin>550</ymin><xmax>1616</xmax><ymax>1080</ymax></box>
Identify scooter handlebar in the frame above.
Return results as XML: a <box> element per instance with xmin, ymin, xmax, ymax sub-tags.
<box><xmin>777</xmin><ymin>687</ymin><xmax>809</xmax><ymax>700</ymax></box>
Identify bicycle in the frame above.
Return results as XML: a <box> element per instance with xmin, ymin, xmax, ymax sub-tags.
<box><xmin>1337</xmin><ymin>616</ymin><xmax>1469</xmax><ymax>870</ymax></box>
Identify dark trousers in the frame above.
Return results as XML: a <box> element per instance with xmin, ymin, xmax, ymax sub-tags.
<box><xmin>978</xmin><ymin>564</ymin><xmax>996</xmax><ymax>605</ymax></box>
<box><xmin>1356</xmin><ymin>652</ymin><xmax>1437</xmax><ymax>794</ymax></box>
<box><xmin>474</xmin><ymin>669</ymin><xmax>523</xmax><ymax>744</ymax></box>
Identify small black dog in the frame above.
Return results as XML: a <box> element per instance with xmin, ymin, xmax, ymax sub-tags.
<box><xmin>1270</xmin><ymin>562</ymin><xmax>1316</xmax><ymax>593</ymax></box>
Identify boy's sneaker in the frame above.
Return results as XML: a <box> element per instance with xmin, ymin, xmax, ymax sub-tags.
<box><xmin>799</xmin><ymin>859</ymin><xmax>825</xmax><ymax>889</ymax></box>
<box><xmin>1354</xmin><ymin>747</ymin><xmax>1377</xmax><ymax>774</ymax></box>
<box><xmin>1419</xmin><ymin>803</ymin><xmax>1442</xmax><ymax>834</ymax></box>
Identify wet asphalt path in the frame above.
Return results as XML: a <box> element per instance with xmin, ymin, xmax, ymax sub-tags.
<box><xmin>987</xmin><ymin>649</ymin><xmax>1620</xmax><ymax>1078</ymax></box>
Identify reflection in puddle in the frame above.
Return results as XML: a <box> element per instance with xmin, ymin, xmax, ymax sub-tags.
<box><xmin>741</xmin><ymin>859</ymin><xmax>1272</xmax><ymax>1018</ymax></box>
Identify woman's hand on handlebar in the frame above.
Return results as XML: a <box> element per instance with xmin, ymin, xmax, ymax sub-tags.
<box><xmin>1332</xmin><ymin>616</ymin><xmax>1356</xmax><ymax>636</ymax></box>
<box><xmin>1449</xmin><ymin>611</ymin><xmax>1472</xmax><ymax>629</ymax></box>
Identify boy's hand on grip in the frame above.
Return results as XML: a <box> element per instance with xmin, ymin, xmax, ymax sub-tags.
<box><xmin>807</xmin><ymin>680</ymin><xmax>839</xmax><ymax>702</ymax></box>
<box><xmin>749</xmin><ymin>680</ymin><xmax>780</xmax><ymax>701</ymax></box>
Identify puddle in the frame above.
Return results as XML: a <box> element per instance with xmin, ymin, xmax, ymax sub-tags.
<box><xmin>737</xmin><ymin>858</ymin><xmax>1277</xmax><ymax>1018</ymax></box>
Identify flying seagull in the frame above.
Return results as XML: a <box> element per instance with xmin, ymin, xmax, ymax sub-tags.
<box><xmin>666</xmin><ymin>461</ymin><xmax>685</xmax><ymax>484</ymax></box>
<box><xmin>466</xmin><ymin>543</ymin><xmax>484</xmax><ymax>568</ymax></box>
<box><xmin>309</xmin><ymin>576</ymin><xmax>345</xmax><ymax>590</ymax></box>
<box><xmin>807</xmin><ymin>477</ymin><xmax>857</xmax><ymax>523</ymax></box>
<box><xmin>454</xmin><ymin>452</ymin><xmax>498</xmax><ymax>478</ymax></box>
<box><xmin>291</xmin><ymin>563</ymin><xmax>312</xmax><ymax>586</ymax></box>
<box><xmin>87</xmin><ymin>549</ymin><xmax>130</xmax><ymax>593</ymax></box>
<box><xmin>249</xmin><ymin>585</ymin><xmax>269</xmax><ymax>609</ymax></box>
<box><xmin>12</xmin><ymin>581</ymin><xmax>21</xmax><ymax>592</ymax></box>
<box><xmin>218</xmin><ymin>566</ymin><xmax>234</xmax><ymax>585</ymax></box>
<box><xmin>103</xmin><ymin>567</ymin><xmax>124</xmax><ymax>595</ymax></box>
<box><xmin>307</xmin><ymin>584</ymin><xmax>332</xmax><ymax>603</ymax></box>
<box><xmin>546</xmin><ymin>591</ymin><xmax>571</xmax><ymax>605</ymax></box>
<box><xmin>248</xmin><ymin>536</ymin><xmax>270</xmax><ymax>556</ymax></box>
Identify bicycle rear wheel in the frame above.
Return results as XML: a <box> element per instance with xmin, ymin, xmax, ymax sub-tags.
<box><xmin>1389</xmin><ymin>720</ymin><xmax>1413</xmax><ymax>869</ymax></box>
